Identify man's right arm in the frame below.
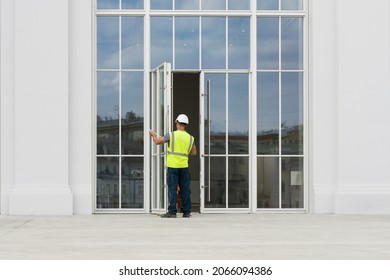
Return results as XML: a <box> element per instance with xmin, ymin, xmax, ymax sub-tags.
<box><xmin>149</xmin><ymin>130</ymin><xmax>166</xmax><ymax>145</ymax></box>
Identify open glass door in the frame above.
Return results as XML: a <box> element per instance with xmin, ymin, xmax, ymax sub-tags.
<box><xmin>150</xmin><ymin>62</ymin><xmax>172</xmax><ymax>214</ymax></box>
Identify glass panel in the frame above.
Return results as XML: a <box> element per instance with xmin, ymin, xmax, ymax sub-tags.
<box><xmin>204</xmin><ymin>79</ymin><xmax>210</xmax><ymax>155</ymax></box>
<box><xmin>158</xmin><ymin>153</ymin><xmax>165</xmax><ymax>208</ymax></box>
<box><xmin>96</xmin><ymin>157</ymin><xmax>119</xmax><ymax>208</ymax></box>
<box><xmin>205</xmin><ymin>73</ymin><xmax>226</xmax><ymax>154</ymax></box>
<box><xmin>281</xmin><ymin>72</ymin><xmax>303</xmax><ymax>155</ymax></box>
<box><xmin>122</xmin><ymin>17</ymin><xmax>144</xmax><ymax>69</ymax></box>
<box><xmin>281</xmin><ymin>18</ymin><xmax>303</xmax><ymax>70</ymax></box>
<box><xmin>201</xmin><ymin>0</ymin><xmax>225</xmax><ymax>10</ymax></box>
<box><xmin>97</xmin><ymin>0</ymin><xmax>119</xmax><ymax>9</ymax></box>
<box><xmin>228</xmin><ymin>0</ymin><xmax>250</xmax><ymax>10</ymax></box>
<box><xmin>152</xmin><ymin>153</ymin><xmax>165</xmax><ymax>209</ymax></box>
<box><xmin>97</xmin><ymin>16</ymin><xmax>119</xmax><ymax>69</ymax></box>
<box><xmin>151</xmin><ymin>0</ymin><xmax>173</xmax><ymax>10</ymax></box>
<box><xmin>257</xmin><ymin>72</ymin><xmax>279</xmax><ymax>155</ymax></box>
<box><xmin>97</xmin><ymin>71</ymin><xmax>119</xmax><ymax>155</ymax></box>
<box><xmin>257</xmin><ymin>157</ymin><xmax>279</xmax><ymax>208</ymax></box>
<box><xmin>228</xmin><ymin>17</ymin><xmax>250</xmax><ymax>69</ymax></box>
<box><xmin>205</xmin><ymin>157</ymin><xmax>226</xmax><ymax>208</ymax></box>
<box><xmin>121</xmin><ymin>157</ymin><xmax>144</xmax><ymax>208</ymax></box>
<box><xmin>201</xmin><ymin>17</ymin><xmax>226</xmax><ymax>69</ymax></box>
<box><xmin>175</xmin><ymin>17</ymin><xmax>199</xmax><ymax>69</ymax></box>
<box><xmin>151</xmin><ymin>17</ymin><xmax>173</xmax><ymax>69</ymax></box>
<box><xmin>122</xmin><ymin>0</ymin><xmax>143</xmax><ymax>9</ymax></box>
<box><xmin>121</xmin><ymin>72</ymin><xmax>144</xmax><ymax>155</ymax></box>
<box><xmin>281</xmin><ymin>0</ymin><xmax>303</xmax><ymax>10</ymax></box>
<box><xmin>282</xmin><ymin>157</ymin><xmax>304</xmax><ymax>208</ymax></box>
<box><xmin>257</xmin><ymin>17</ymin><xmax>279</xmax><ymax>70</ymax></box>
<box><xmin>228</xmin><ymin>157</ymin><xmax>249</xmax><ymax>208</ymax></box>
<box><xmin>175</xmin><ymin>0</ymin><xmax>199</xmax><ymax>10</ymax></box>
<box><xmin>257</xmin><ymin>0</ymin><xmax>278</xmax><ymax>10</ymax></box>
<box><xmin>151</xmin><ymin>153</ymin><xmax>158</xmax><ymax>208</ymax></box>
<box><xmin>150</xmin><ymin>66</ymin><xmax>165</xmax><ymax>210</ymax></box>
<box><xmin>228</xmin><ymin>74</ymin><xmax>249</xmax><ymax>154</ymax></box>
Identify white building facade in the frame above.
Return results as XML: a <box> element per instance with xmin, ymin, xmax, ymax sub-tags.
<box><xmin>0</xmin><ymin>0</ymin><xmax>389</xmax><ymax>215</ymax></box>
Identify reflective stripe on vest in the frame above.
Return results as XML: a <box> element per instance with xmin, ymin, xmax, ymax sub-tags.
<box><xmin>167</xmin><ymin>130</ymin><xmax>194</xmax><ymax>168</ymax></box>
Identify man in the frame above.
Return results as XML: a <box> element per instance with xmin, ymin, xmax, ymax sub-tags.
<box><xmin>149</xmin><ymin>114</ymin><xmax>197</xmax><ymax>218</ymax></box>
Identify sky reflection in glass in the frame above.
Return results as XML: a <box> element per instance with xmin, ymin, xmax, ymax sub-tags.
<box><xmin>121</xmin><ymin>72</ymin><xmax>144</xmax><ymax>119</ymax></box>
<box><xmin>175</xmin><ymin>0</ymin><xmax>199</xmax><ymax>10</ymax></box>
<box><xmin>281</xmin><ymin>72</ymin><xmax>303</xmax><ymax>155</ymax></box>
<box><xmin>281</xmin><ymin>18</ymin><xmax>303</xmax><ymax>70</ymax></box>
<box><xmin>151</xmin><ymin>0</ymin><xmax>173</xmax><ymax>10</ymax></box>
<box><xmin>97</xmin><ymin>0</ymin><xmax>119</xmax><ymax>9</ymax></box>
<box><xmin>202</xmin><ymin>17</ymin><xmax>226</xmax><ymax>69</ymax></box>
<box><xmin>257</xmin><ymin>17</ymin><xmax>279</xmax><ymax>70</ymax></box>
<box><xmin>281</xmin><ymin>0</ymin><xmax>303</xmax><ymax>10</ymax></box>
<box><xmin>228</xmin><ymin>74</ymin><xmax>249</xmax><ymax>154</ymax></box>
<box><xmin>150</xmin><ymin>17</ymin><xmax>173</xmax><ymax>68</ymax></box>
<box><xmin>175</xmin><ymin>17</ymin><xmax>199</xmax><ymax>69</ymax></box>
<box><xmin>257</xmin><ymin>0</ymin><xmax>278</xmax><ymax>10</ymax></box>
<box><xmin>97</xmin><ymin>71</ymin><xmax>119</xmax><ymax>121</ymax></box>
<box><xmin>257</xmin><ymin>72</ymin><xmax>279</xmax><ymax>155</ymax></box>
<box><xmin>228</xmin><ymin>0</ymin><xmax>250</xmax><ymax>10</ymax></box>
<box><xmin>228</xmin><ymin>17</ymin><xmax>250</xmax><ymax>69</ymax></box>
<box><xmin>205</xmin><ymin>73</ymin><xmax>226</xmax><ymax>155</ymax></box>
<box><xmin>97</xmin><ymin>16</ymin><xmax>119</xmax><ymax>69</ymax></box>
<box><xmin>122</xmin><ymin>0</ymin><xmax>143</xmax><ymax>9</ymax></box>
<box><xmin>121</xmin><ymin>17</ymin><xmax>144</xmax><ymax>69</ymax></box>
<box><xmin>201</xmin><ymin>0</ymin><xmax>225</xmax><ymax>10</ymax></box>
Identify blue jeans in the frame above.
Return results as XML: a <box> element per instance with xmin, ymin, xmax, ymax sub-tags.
<box><xmin>167</xmin><ymin>167</ymin><xmax>191</xmax><ymax>215</ymax></box>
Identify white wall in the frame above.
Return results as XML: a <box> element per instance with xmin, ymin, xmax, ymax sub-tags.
<box><xmin>1</xmin><ymin>0</ymin><xmax>390</xmax><ymax>215</ymax></box>
<box><xmin>0</xmin><ymin>0</ymin><xmax>16</xmax><ymax>214</ymax></box>
<box><xmin>311</xmin><ymin>0</ymin><xmax>390</xmax><ymax>213</ymax></box>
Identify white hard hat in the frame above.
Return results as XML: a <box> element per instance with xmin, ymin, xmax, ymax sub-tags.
<box><xmin>175</xmin><ymin>114</ymin><xmax>189</xmax><ymax>124</ymax></box>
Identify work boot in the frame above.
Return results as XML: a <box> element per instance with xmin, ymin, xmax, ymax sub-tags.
<box><xmin>161</xmin><ymin>213</ymin><xmax>176</xmax><ymax>218</ymax></box>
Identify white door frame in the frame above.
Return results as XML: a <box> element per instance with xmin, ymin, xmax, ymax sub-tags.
<box><xmin>150</xmin><ymin>62</ymin><xmax>172</xmax><ymax>214</ymax></box>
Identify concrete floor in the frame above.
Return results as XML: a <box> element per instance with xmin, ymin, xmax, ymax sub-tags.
<box><xmin>1</xmin><ymin>213</ymin><xmax>390</xmax><ymax>260</ymax></box>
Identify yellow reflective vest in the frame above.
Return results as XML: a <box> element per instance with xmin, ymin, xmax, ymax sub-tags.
<box><xmin>166</xmin><ymin>130</ymin><xmax>194</xmax><ymax>168</ymax></box>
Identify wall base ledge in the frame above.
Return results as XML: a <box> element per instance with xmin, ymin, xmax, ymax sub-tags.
<box><xmin>335</xmin><ymin>184</ymin><xmax>390</xmax><ymax>214</ymax></box>
<box><xmin>312</xmin><ymin>185</ymin><xmax>336</xmax><ymax>213</ymax></box>
<box><xmin>70</xmin><ymin>184</ymin><xmax>92</xmax><ymax>215</ymax></box>
<box><xmin>9</xmin><ymin>185</ymin><xmax>73</xmax><ymax>215</ymax></box>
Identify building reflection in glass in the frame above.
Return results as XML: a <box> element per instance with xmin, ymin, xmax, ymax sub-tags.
<box><xmin>228</xmin><ymin>157</ymin><xmax>249</xmax><ymax>208</ymax></box>
<box><xmin>282</xmin><ymin>157</ymin><xmax>303</xmax><ymax>208</ymax></box>
<box><xmin>257</xmin><ymin>157</ymin><xmax>279</xmax><ymax>208</ymax></box>
<box><xmin>96</xmin><ymin>157</ymin><xmax>119</xmax><ymax>208</ymax></box>
<box><xmin>96</xmin><ymin>113</ymin><xmax>144</xmax><ymax>209</ymax></box>
<box><xmin>205</xmin><ymin>156</ymin><xmax>226</xmax><ymax>208</ymax></box>
<box><xmin>121</xmin><ymin>157</ymin><xmax>144</xmax><ymax>208</ymax></box>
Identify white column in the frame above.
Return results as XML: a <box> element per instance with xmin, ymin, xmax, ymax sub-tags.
<box><xmin>8</xmin><ymin>0</ymin><xmax>72</xmax><ymax>215</ymax></box>
<box><xmin>69</xmin><ymin>0</ymin><xmax>93</xmax><ymax>214</ymax></box>
<box><xmin>310</xmin><ymin>0</ymin><xmax>339</xmax><ymax>213</ymax></box>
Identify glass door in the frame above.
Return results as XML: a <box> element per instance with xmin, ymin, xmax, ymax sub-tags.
<box><xmin>150</xmin><ymin>62</ymin><xmax>172</xmax><ymax>214</ymax></box>
<box><xmin>200</xmin><ymin>72</ymin><xmax>251</xmax><ymax>213</ymax></box>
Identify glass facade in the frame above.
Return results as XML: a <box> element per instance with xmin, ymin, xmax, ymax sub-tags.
<box><xmin>96</xmin><ymin>14</ymin><xmax>145</xmax><ymax>210</ymax></box>
<box><xmin>95</xmin><ymin>0</ymin><xmax>306</xmax><ymax>212</ymax></box>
